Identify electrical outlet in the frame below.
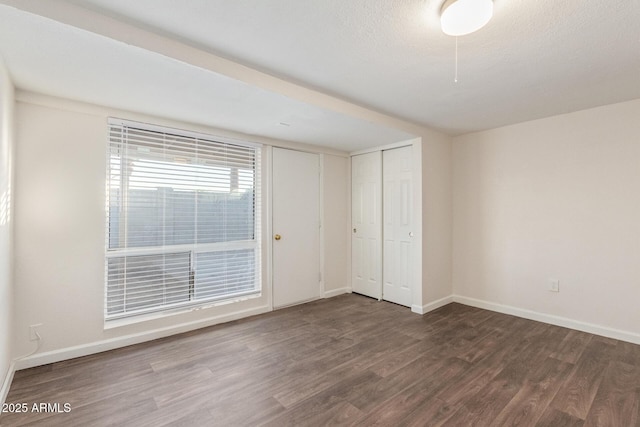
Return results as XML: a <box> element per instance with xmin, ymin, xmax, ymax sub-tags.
<box><xmin>549</xmin><ymin>279</ymin><xmax>560</xmax><ymax>293</ymax></box>
<box><xmin>29</xmin><ymin>324</ymin><xmax>43</xmax><ymax>341</ymax></box>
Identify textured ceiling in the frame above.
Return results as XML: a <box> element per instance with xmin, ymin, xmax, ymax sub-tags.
<box><xmin>1</xmin><ymin>0</ymin><xmax>639</xmax><ymax>149</ymax></box>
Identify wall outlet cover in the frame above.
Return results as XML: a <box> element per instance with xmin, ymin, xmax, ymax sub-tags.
<box><xmin>29</xmin><ymin>323</ymin><xmax>43</xmax><ymax>341</ymax></box>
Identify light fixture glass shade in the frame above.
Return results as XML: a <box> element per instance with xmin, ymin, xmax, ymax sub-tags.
<box><xmin>441</xmin><ymin>0</ymin><xmax>493</xmax><ymax>36</ymax></box>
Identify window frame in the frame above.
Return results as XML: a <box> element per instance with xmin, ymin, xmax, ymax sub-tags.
<box><xmin>104</xmin><ymin>118</ymin><xmax>262</xmax><ymax>321</ymax></box>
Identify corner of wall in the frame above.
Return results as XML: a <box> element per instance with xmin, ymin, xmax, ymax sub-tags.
<box><xmin>421</xmin><ymin>131</ymin><xmax>454</xmax><ymax>306</ymax></box>
<box><xmin>0</xmin><ymin>54</ymin><xmax>16</xmax><ymax>405</ymax></box>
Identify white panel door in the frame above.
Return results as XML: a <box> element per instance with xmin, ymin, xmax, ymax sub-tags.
<box><xmin>272</xmin><ymin>148</ymin><xmax>320</xmax><ymax>308</ymax></box>
<box><xmin>382</xmin><ymin>146</ymin><xmax>413</xmax><ymax>307</ymax></box>
<box><xmin>351</xmin><ymin>151</ymin><xmax>382</xmax><ymax>299</ymax></box>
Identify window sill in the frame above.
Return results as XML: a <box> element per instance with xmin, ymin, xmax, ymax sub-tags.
<box><xmin>103</xmin><ymin>292</ymin><xmax>262</xmax><ymax>330</ymax></box>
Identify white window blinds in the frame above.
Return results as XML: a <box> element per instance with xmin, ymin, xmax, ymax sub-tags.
<box><xmin>106</xmin><ymin>119</ymin><xmax>261</xmax><ymax>320</ymax></box>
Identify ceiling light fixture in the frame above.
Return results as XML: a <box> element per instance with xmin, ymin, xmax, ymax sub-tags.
<box><xmin>441</xmin><ymin>0</ymin><xmax>493</xmax><ymax>36</ymax></box>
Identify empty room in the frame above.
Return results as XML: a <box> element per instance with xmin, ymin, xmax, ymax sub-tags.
<box><xmin>1</xmin><ymin>0</ymin><xmax>639</xmax><ymax>426</ymax></box>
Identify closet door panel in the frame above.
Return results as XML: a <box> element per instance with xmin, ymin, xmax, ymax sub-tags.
<box><xmin>351</xmin><ymin>151</ymin><xmax>382</xmax><ymax>299</ymax></box>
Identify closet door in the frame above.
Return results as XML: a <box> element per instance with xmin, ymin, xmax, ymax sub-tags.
<box><xmin>272</xmin><ymin>148</ymin><xmax>320</xmax><ymax>308</ymax></box>
<box><xmin>382</xmin><ymin>146</ymin><xmax>413</xmax><ymax>307</ymax></box>
<box><xmin>351</xmin><ymin>151</ymin><xmax>382</xmax><ymax>299</ymax></box>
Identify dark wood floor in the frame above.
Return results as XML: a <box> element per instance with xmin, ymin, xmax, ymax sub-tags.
<box><xmin>2</xmin><ymin>295</ymin><xmax>640</xmax><ymax>426</ymax></box>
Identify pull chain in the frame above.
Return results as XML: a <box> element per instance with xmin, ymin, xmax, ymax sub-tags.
<box><xmin>454</xmin><ymin>36</ymin><xmax>459</xmax><ymax>83</ymax></box>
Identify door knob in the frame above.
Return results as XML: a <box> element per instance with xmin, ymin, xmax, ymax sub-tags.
<box><xmin>409</xmin><ymin>232</ymin><xmax>414</xmax><ymax>238</ymax></box>
<box><xmin>274</xmin><ymin>234</ymin><xmax>282</xmax><ymax>241</ymax></box>
<box><xmin>353</xmin><ymin>228</ymin><xmax>357</xmax><ymax>233</ymax></box>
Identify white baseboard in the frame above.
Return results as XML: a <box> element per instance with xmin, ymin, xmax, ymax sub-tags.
<box><xmin>323</xmin><ymin>287</ymin><xmax>351</xmax><ymax>299</ymax></box>
<box><xmin>1</xmin><ymin>362</ymin><xmax>16</xmax><ymax>406</ymax></box>
<box><xmin>14</xmin><ymin>305</ymin><xmax>271</xmax><ymax>371</ymax></box>
<box><xmin>412</xmin><ymin>295</ymin><xmax>454</xmax><ymax>315</ymax></box>
<box><xmin>453</xmin><ymin>295</ymin><xmax>640</xmax><ymax>346</ymax></box>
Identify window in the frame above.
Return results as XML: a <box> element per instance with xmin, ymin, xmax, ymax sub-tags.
<box><xmin>105</xmin><ymin>119</ymin><xmax>261</xmax><ymax>320</ymax></box>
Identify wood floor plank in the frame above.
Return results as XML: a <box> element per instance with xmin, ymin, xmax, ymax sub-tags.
<box><xmin>550</xmin><ymin>338</ymin><xmax>616</xmax><ymax>419</ymax></box>
<box><xmin>260</xmin><ymin>394</ymin><xmax>363</xmax><ymax>427</ymax></box>
<box><xmin>549</xmin><ymin>329</ymin><xmax>593</xmax><ymax>364</ymax></box>
<box><xmin>205</xmin><ymin>396</ymin><xmax>286</xmax><ymax>426</ymax></box>
<box><xmin>370</xmin><ymin>357</ymin><xmax>469</xmax><ymax>425</ymax></box>
<box><xmin>401</xmin><ymin>398</ymin><xmax>461</xmax><ymax>427</ymax></box>
<box><xmin>434</xmin><ymin>318</ymin><xmax>547</xmax><ymax>406</ymax></box>
<box><xmin>367</xmin><ymin>340</ymin><xmax>424</xmax><ymax>378</ymax></box>
<box><xmin>437</xmin><ymin>322</ymin><xmax>569</xmax><ymax>426</ymax></box>
<box><xmin>355</xmin><ymin>357</ymin><xmax>470</xmax><ymax>426</ymax></box>
<box><xmin>612</xmin><ymin>340</ymin><xmax>640</xmax><ymax>367</ymax></box>
<box><xmin>536</xmin><ymin>408</ymin><xmax>585</xmax><ymax>427</ymax></box>
<box><xmin>456</xmin><ymin>327</ymin><xmax>511</xmax><ymax>364</ymax></box>
<box><xmin>440</xmin><ymin>359</ymin><xmax>531</xmax><ymax>426</ymax></box>
<box><xmin>583</xmin><ymin>360</ymin><xmax>640</xmax><ymax>427</ymax></box>
<box><xmin>492</xmin><ymin>357</ymin><xmax>574</xmax><ymax>426</ymax></box>
<box><xmin>2</xmin><ymin>295</ymin><xmax>640</xmax><ymax>427</ymax></box>
<box><xmin>160</xmin><ymin>409</ymin><xmax>216</xmax><ymax>427</ymax></box>
<box><xmin>272</xmin><ymin>329</ymin><xmax>419</xmax><ymax>408</ymax></box>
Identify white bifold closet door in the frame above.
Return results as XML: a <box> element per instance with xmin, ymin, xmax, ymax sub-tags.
<box><xmin>351</xmin><ymin>146</ymin><xmax>413</xmax><ymax>307</ymax></box>
<box><xmin>272</xmin><ymin>148</ymin><xmax>320</xmax><ymax>308</ymax></box>
<box><xmin>382</xmin><ymin>146</ymin><xmax>413</xmax><ymax>307</ymax></box>
<box><xmin>351</xmin><ymin>151</ymin><xmax>382</xmax><ymax>299</ymax></box>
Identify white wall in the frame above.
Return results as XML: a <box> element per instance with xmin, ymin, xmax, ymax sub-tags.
<box><xmin>12</xmin><ymin>94</ymin><xmax>351</xmax><ymax>368</ymax></box>
<box><xmin>0</xmin><ymin>56</ymin><xmax>15</xmax><ymax>403</ymax></box>
<box><xmin>421</xmin><ymin>133</ymin><xmax>453</xmax><ymax>308</ymax></box>
<box><xmin>453</xmin><ymin>99</ymin><xmax>640</xmax><ymax>341</ymax></box>
<box><xmin>322</xmin><ymin>154</ymin><xmax>350</xmax><ymax>296</ymax></box>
